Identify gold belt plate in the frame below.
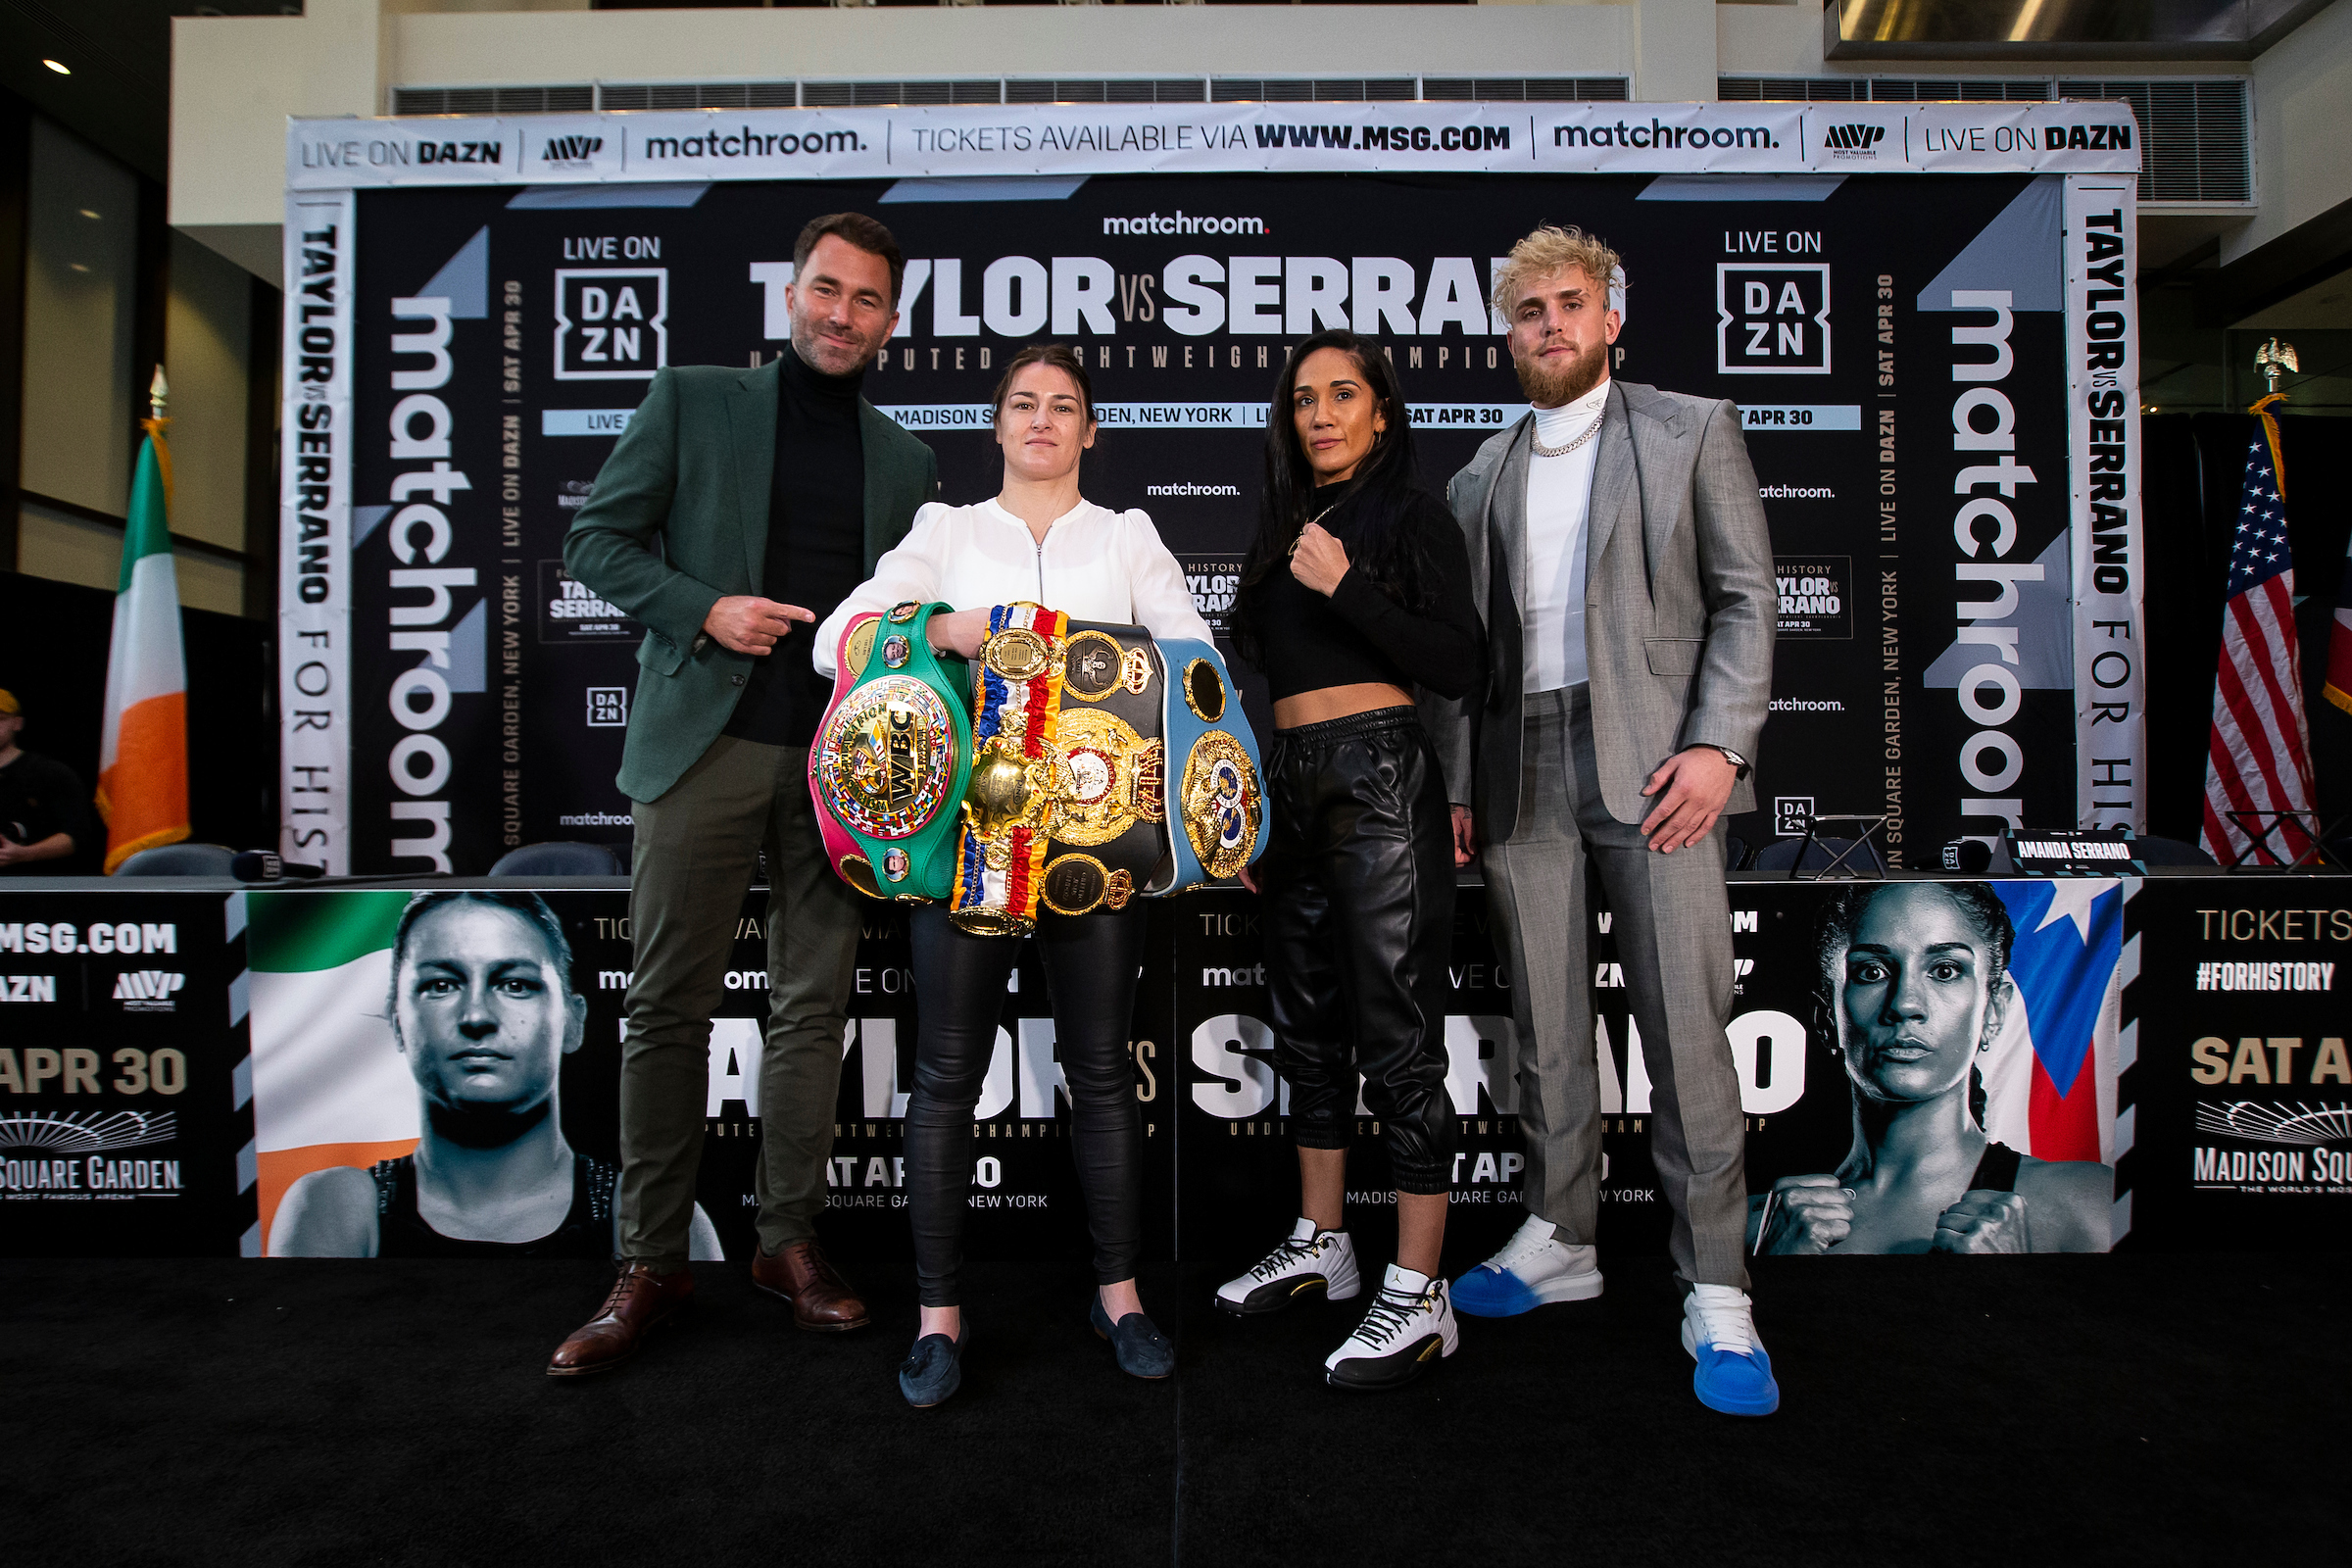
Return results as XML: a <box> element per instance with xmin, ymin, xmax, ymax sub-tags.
<box><xmin>1047</xmin><ymin>708</ymin><xmax>1165</xmax><ymax>847</ymax></box>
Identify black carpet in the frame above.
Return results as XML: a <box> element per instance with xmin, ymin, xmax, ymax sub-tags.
<box><xmin>3</xmin><ymin>1251</ymin><xmax>2341</xmax><ymax>1566</ymax></box>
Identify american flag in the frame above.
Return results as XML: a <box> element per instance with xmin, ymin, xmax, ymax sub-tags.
<box><xmin>2201</xmin><ymin>402</ymin><xmax>2318</xmax><ymax>865</ymax></box>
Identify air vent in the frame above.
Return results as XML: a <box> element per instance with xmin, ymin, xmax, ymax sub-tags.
<box><xmin>1210</xmin><ymin>78</ymin><xmax>1418</xmax><ymax>104</ymax></box>
<box><xmin>1719</xmin><ymin>76</ymin><xmax>2050</xmax><ymax>103</ymax></box>
<box><xmin>393</xmin><ymin>74</ymin><xmax>1631</xmax><ymax>117</ymax></box>
<box><xmin>394</xmin><ymin>85</ymin><xmax>595</xmax><ymax>116</ymax></box>
<box><xmin>1006</xmin><ymin>80</ymin><xmax>1207</xmax><ymax>105</ymax></box>
<box><xmin>802</xmin><ymin>81</ymin><xmax>1005</xmax><ymax>107</ymax></box>
<box><xmin>1865</xmin><ymin>78</ymin><xmax>2052</xmax><ymax>103</ymax></box>
<box><xmin>1718</xmin><ymin>77</ymin><xmax>1871</xmax><ymax>103</ymax></box>
<box><xmin>1420</xmin><ymin>77</ymin><xmax>1630</xmax><ymax>103</ymax></box>
<box><xmin>2058</xmin><ymin>79</ymin><xmax>2252</xmax><ymax>205</ymax></box>
<box><xmin>597</xmin><ymin>82</ymin><xmax>797</xmax><ymax>111</ymax></box>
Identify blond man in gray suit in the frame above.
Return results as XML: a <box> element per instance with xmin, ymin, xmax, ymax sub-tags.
<box><xmin>1426</xmin><ymin>225</ymin><xmax>1781</xmax><ymax>1416</ymax></box>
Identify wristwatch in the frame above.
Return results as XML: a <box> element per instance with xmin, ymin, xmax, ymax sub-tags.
<box><xmin>1708</xmin><ymin>744</ymin><xmax>1749</xmax><ymax>777</ymax></box>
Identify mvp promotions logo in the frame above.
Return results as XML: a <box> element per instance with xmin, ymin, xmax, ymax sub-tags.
<box><xmin>111</xmin><ymin>970</ymin><xmax>185</xmax><ymax>1012</ymax></box>
<box><xmin>1823</xmin><ymin>123</ymin><xmax>1887</xmax><ymax>155</ymax></box>
<box><xmin>1717</xmin><ymin>265</ymin><xmax>1831</xmax><ymax>375</ymax></box>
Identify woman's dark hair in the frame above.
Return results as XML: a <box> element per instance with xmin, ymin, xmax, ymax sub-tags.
<box><xmin>1814</xmin><ymin>881</ymin><xmax>2015</xmax><ymax>1128</ymax></box>
<box><xmin>990</xmin><ymin>343</ymin><xmax>1096</xmax><ymax>428</ymax></box>
<box><xmin>384</xmin><ymin>891</ymin><xmax>575</xmax><ymax>1033</ymax></box>
<box><xmin>1234</xmin><ymin>330</ymin><xmax>1435</xmax><ymax>662</ymax></box>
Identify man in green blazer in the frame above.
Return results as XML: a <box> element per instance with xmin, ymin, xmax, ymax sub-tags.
<box><xmin>551</xmin><ymin>213</ymin><xmax>937</xmax><ymax>1377</ymax></box>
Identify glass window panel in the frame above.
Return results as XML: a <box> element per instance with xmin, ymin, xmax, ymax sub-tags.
<box><xmin>22</xmin><ymin>117</ymin><xmax>138</xmax><ymax>517</ymax></box>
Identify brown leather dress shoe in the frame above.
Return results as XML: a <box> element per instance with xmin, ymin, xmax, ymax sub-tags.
<box><xmin>546</xmin><ymin>1263</ymin><xmax>695</xmax><ymax>1378</ymax></box>
<box><xmin>751</xmin><ymin>1240</ymin><xmax>871</xmax><ymax>1332</ymax></box>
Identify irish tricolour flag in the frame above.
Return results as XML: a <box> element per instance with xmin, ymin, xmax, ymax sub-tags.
<box><xmin>96</xmin><ymin>412</ymin><xmax>189</xmax><ymax>872</ymax></box>
<box><xmin>247</xmin><ymin>892</ymin><xmax>421</xmax><ymax>1249</ymax></box>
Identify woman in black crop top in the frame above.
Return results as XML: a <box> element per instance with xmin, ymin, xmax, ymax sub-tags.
<box><xmin>1217</xmin><ymin>329</ymin><xmax>1484</xmax><ymax>1391</ymax></box>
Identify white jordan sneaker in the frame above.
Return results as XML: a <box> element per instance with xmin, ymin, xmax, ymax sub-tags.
<box><xmin>1450</xmin><ymin>1214</ymin><xmax>1604</xmax><ymax>1318</ymax></box>
<box><xmin>1215</xmin><ymin>1217</ymin><xmax>1362</xmax><ymax>1316</ymax></box>
<box><xmin>1324</xmin><ymin>1263</ymin><xmax>1458</xmax><ymax>1391</ymax></box>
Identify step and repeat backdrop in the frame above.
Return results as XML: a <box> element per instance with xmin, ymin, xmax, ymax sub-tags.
<box><xmin>4</xmin><ymin>877</ymin><xmax>2345</xmax><ymax>1258</ymax></box>
<box><xmin>277</xmin><ymin>100</ymin><xmax>2145</xmax><ymax>878</ymax></box>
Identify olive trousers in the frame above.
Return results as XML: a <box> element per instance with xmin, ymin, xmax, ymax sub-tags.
<box><xmin>617</xmin><ymin>733</ymin><xmax>863</xmax><ymax>1268</ymax></box>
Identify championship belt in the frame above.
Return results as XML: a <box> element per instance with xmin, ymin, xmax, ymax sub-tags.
<box><xmin>1152</xmin><ymin>638</ymin><xmax>1268</xmax><ymax>893</ymax></box>
<box><xmin>808</xmin><ymin>601</ymin><xmax>973</xmax><ymax>902</ymax></box>
<box><xmin>949</xmin><ymin>603</ymin><xmax>1073</xmax><ymax>935</ymax></box>
<box><xmin>951</xmin><ymin>609</ymin><xmax>1185</xmax><ymax>933</ymax></box>
<box><xmin>1031</xmin><ymin>618</ymin><xmax>1169</xmax><ymax>918</ymax></box>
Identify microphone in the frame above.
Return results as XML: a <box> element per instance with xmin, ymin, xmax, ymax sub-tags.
<box><xmin>232</xmin><ymin>851</ymin><xmax>326</xmax><ymax>882</ymax></box>
<box><xmin>1939</xmin><ymin>837</ymin><xmax>1994</xmax><ymax>874</ymax></box>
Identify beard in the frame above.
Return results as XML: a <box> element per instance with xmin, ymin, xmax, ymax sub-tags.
<box><xmin>1513</xmin><ymin>334</ymin><xmax>1609</xmax><ymax>408</ymax></box>
<box><xmin>791</xmin><ymin>317</ymin><xmax>883</xmax><ymax>378</ymax></box>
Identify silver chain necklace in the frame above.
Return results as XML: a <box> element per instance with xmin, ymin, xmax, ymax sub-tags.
<box><xmin>1530</xmin><ymin>407</ymin><xmax>1604</xmax><ymax>460</ymax></box>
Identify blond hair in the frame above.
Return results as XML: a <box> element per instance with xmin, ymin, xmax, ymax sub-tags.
<box><xmin>1492</xmin><ymin>225</ymin><xmax>1622</xmax><ymax>317</ymax></box>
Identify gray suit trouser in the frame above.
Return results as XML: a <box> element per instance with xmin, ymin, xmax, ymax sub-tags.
<box><xmin>1483</xmin><ymin>685</ymin><xmax>1751</xmax><ymax>1291</ymax></box>
<box><xmin>619</xmin><ymin>733</ymin><xmax>863</xmax><ymax>1268</ymax></box>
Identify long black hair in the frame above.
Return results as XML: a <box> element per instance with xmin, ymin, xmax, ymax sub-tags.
<box><xmin>1234</xmin><ymin>330</ymin><xmax>1438</xmax><ymax>662</ymax></box>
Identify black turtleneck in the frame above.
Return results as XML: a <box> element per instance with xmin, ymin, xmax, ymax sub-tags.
<box><xmin>724</xmin><ymin>344</ymin><xmax>867</xmax><ymax>748</ymax></box>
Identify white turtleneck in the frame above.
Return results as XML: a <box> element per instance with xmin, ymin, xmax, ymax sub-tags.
<box><xmin>1521</xmin><ymin>377</ymin><xmax>1611</xmax><ymax>694</ymax></box>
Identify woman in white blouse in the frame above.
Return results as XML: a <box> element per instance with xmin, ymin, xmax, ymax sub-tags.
<box><xmin>817</xmin><ymin>345</ymin><xmax>1209</xmax><ymax>1409</ymax></box>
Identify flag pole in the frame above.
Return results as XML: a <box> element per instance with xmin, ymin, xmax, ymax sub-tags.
<box><xmin>96</xmin><ymin>365</ymin><xmax>190</xmax><ymax>871</ymax></box>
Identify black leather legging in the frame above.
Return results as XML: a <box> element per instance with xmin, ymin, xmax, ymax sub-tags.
<box><xmin>906</xmin><ymin>904</ymin><xmax>1146</xmax><ymax>1306</ymax></box>
<box><xmin>1260</xmin><ymin>707</ymin><xmax>1458</xmax><ymax>1196</ymax></box>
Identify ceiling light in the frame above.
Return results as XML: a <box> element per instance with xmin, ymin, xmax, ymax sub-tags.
<box><xmin>69</xmin><ymin>263</ymin><xmax>88</xmax><ymax>272</ymax></box>
<box><xmin>42</xmin><ymin>59</ymin><xmax>69</xmax><ymax>75</ymax></box>
<box><xmin>78</xmin><ymin>209</ymin><xmax>99</xmax><ymax>220</ymax></box>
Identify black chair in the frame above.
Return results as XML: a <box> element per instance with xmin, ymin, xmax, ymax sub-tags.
<box><xmin>2132</xmin><ymin>835</ymin><xmax>2216</xmax><ymax>867</ymax></box>
<box><xmin>1750</xmin><ymin>835</ymin><xmax>1883</xmax><ymax>877</ymax></box>
<box><xmin>487</xmin><ymin>841</ymin><xmax>624</xmax><ymax>877</ymax></box>
<box><xmin>1725</xmin><ymin>835</ymin><xmax>1753</xmax><ymax>872</ymax></box>
<box><xmin>114</xmin><ymin>842</ymin><xmax>236</xmax><ymax>876</ymax></box>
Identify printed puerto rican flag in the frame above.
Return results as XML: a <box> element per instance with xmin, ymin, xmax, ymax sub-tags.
<box><xmin>1983</xmin><ymin>879</ymin><xmax>2126</xmax><ymax>1164</ymax></box>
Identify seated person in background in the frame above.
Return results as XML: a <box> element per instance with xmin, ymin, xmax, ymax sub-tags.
<box><xmin>271</xmin><ymin>891</ymin><xmax>721</xmax><ymax>1259</ymax></box>
<box><xmin>0</xmin><ymin>688</ymin><xmax>101</xmax><ymax>875</ymax></box>
<box><xmin>1751</xmin><ymin>881</ymin><xmax>2112</xmax><ymax>1255</ymax></box>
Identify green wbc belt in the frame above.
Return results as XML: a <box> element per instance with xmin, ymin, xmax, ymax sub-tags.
<box><xmin>808</xmin><ymin>600</ymin><xmax>973</xmax><ymax>902</ymax></box>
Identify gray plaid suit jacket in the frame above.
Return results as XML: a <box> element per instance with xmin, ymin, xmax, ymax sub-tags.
<box><xmin>1422</xmin><ymin>379</ymin><xmax>1777</xmax><ymax>841</ymax></box>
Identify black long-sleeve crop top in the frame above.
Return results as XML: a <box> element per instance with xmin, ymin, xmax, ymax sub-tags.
<box><xmin>1236</xmin><ymin>485</ymin><xmax>1484</xmax><ymax>703</ymax></box>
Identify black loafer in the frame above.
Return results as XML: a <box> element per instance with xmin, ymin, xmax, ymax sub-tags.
<box><xmin>1090</xmin><ymin>1297</ymin><xmax>1175</xmax><ymax>1380</ymax></box>
<box><xmin>898</xmin><ymin>1322</ymin><xmax>967</xmax><ymax>1408</ymax></box>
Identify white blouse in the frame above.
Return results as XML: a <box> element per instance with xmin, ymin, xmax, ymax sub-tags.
<box><xmin>811</xmin><ymin>497</ymin><xmax>1215</xmax><ymax>676</ymax></box>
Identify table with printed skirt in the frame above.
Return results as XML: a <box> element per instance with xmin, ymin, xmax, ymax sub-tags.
<box><xmin>2</xmin><ymin>857</ymin><xmax>2345</xmax><ymax>1259</ymax></box>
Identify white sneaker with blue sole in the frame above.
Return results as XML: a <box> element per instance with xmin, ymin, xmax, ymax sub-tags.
<box><xmin>1682</xmin><ymin>1284</ymin><xmax>1780</xmax><ymax>1416</ymax></box>
<box><xmin>1450</xmin><ymin>1215</ymin><xmax>1604</xmax><ymax>1318</ymax></box>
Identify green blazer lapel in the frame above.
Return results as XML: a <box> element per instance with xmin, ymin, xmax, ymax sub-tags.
<box><xmin>858</xmin><ymin>403</ymin><xmax>902</xmax><ymax>573</ymax></box>
<box><xmin>727</xmin><ymin>358</ymin><xmax>780</xmax><ymax>591</ymax></box>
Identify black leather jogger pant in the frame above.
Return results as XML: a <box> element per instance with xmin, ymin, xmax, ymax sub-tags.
<box><xmin>1260</xmin><ymin>707</ymin><xmax>1457</xmax><ymax>1196</ymax></box>
<box><xmin>906</xmin><ymin>904</ymin><xmax>1146</xmax><ymax>1306</ymax></box>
